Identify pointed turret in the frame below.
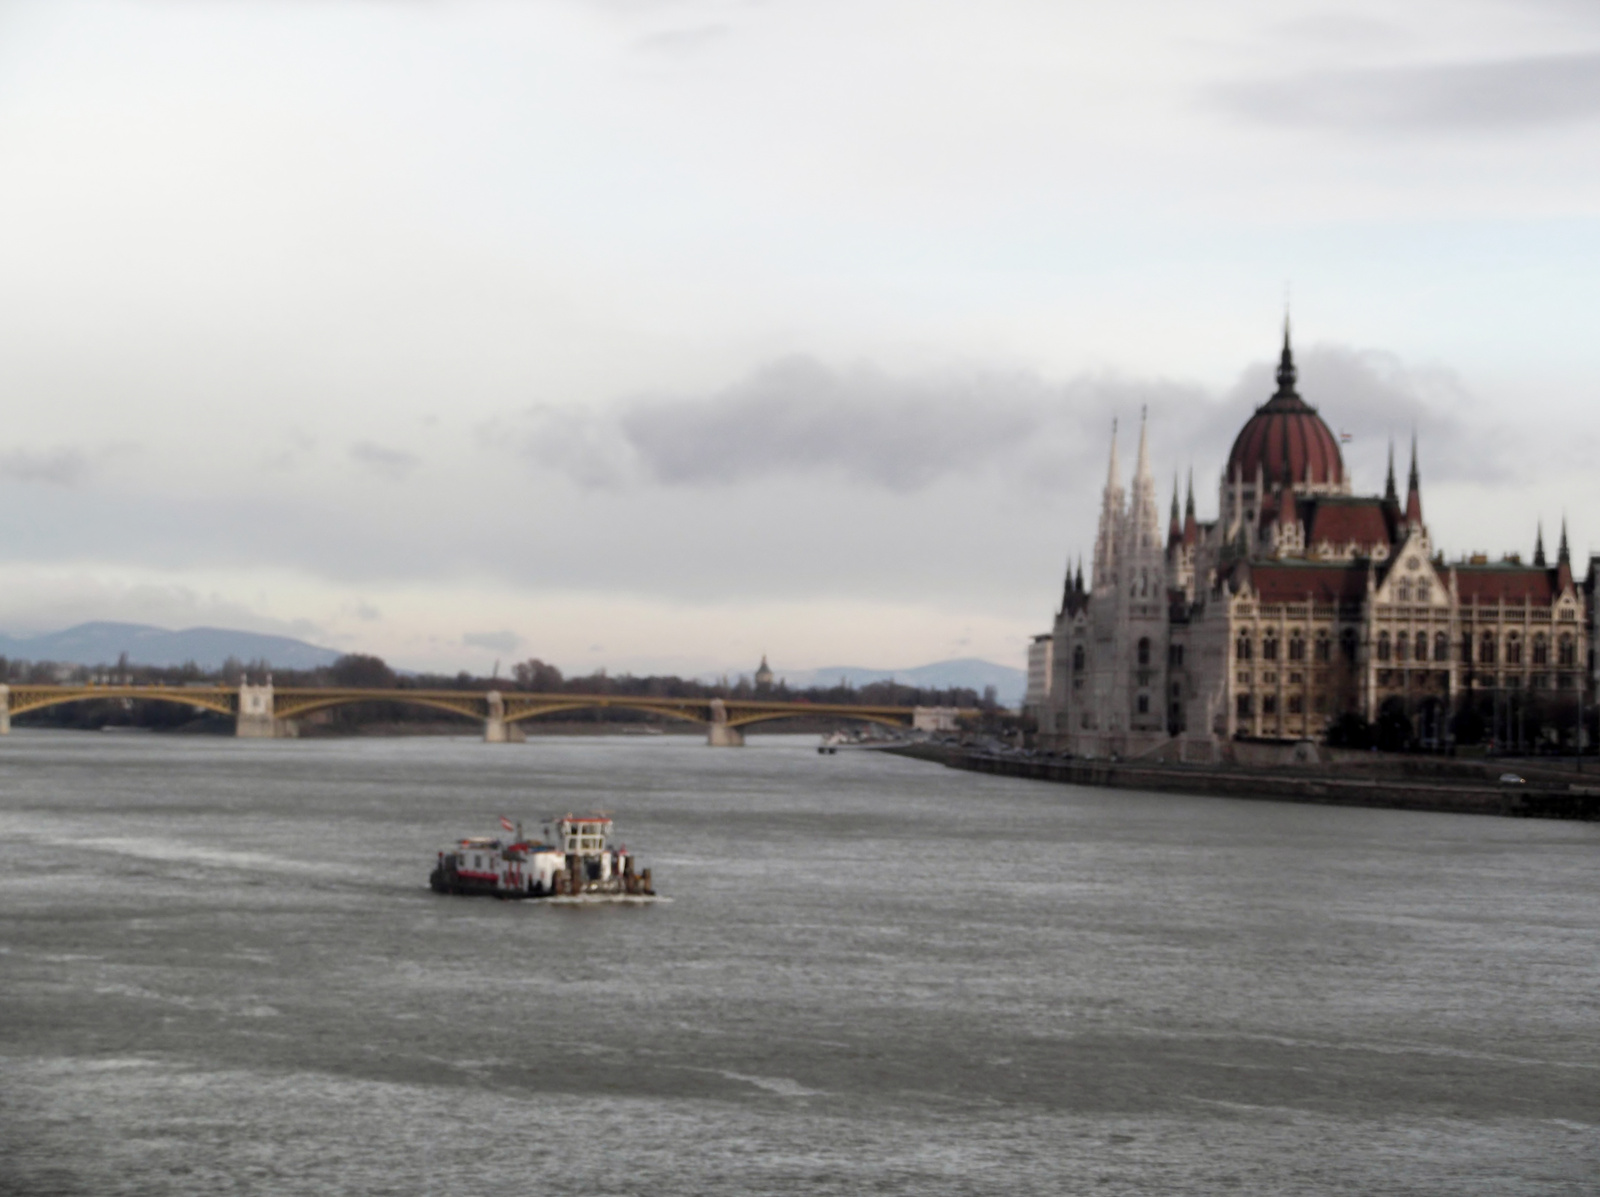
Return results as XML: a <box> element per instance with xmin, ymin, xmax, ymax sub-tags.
<box><xmin>1383</xmin><ymin>440</ymin><xmax>1398</xmax><ymax>505</ymax></box>
<box><xmin>1404</xmin><ymin>433</ymin><xmax>1423</xmax><ymax>528</ymax></box>
<box><xmin>1091</xmin><ymin>421</ymin><xmax>1124</xmax><ymax>589</ymax></box>
<box><xmin>1167</xmin><ymin>475</ymin><xmax>1182</xmax><ymax>548</ymax></box>
<box><xmin>1534</xmin><ymin>522</ymin><xmax>1546</xmax><ymax>568</ymax></box>
<box><xmin>1126</xmin><ymin>406</ymin><xmax>1162</xmax><ymax>555</ymax></box>
<box><xmin>1182</xmin><ymin>468</ymin><xmax>1199</xmax><ymax>546</ymax></box>
<box><xmin>1557</xmin><ymin>517</ymin><xmax>1574</xmax><ymax>591</ymax></box>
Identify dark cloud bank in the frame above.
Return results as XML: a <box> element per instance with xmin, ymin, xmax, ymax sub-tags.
<box><xmin>1213</xmin><ymin>52</ymin><xmax>1600</xmax><ymax>133</ymax></box>
<box><xmin>496</xmin><ymin>345</ymin><xmax>1503</xmax><ymax>499</ymax></box>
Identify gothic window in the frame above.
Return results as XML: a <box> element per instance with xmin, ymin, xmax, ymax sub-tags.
<box><xmin>1137</xmin><ymin>637</ymin><xmax>1151</xmax><ymax>666</ymax></box>
<box><xmin>1262</xmin><ymin>694</ymin><xmax>1278</xmax><ymax>716</ymax></box>
<box><xmin>1237</xmin><ymin>694</ymin><xmax>1253</xmax><ymax>718</ymax></box>
<box><xmin>1236</xmin><ymin>635</ymin><xmax>1253</xmax><ymax>662</ymax></box>
<box><xmin>1434</xmin><ymin>632</ymin><xmax>1450</xmax><ymax>662</ymax></box>
<box><xmin>1262</xmin><ymin>634</ymin><xmax>1279</xmax><ymax>661</ymax></box>
<box><xmin>1395</xmin><ymin>633</ymin><xmax>1408</xmax><ymax>662</ymax></box>
<box><xmin>1341</xmin><ymin>629</ymin><xmax>1358</xmax><ymax>663</ymax></box>
<box><xmin>1505</xmin><ymin>635</ymin><xmax>1522</xmax><ymax>666</ymax></box>
<box><xmin>1559</xmin><ymin>634</ymin><xmax>1576</xmax><ymax>667</ymax></box>
<box><xmin>1479</xmin><ymin>632</ymin><xmax>1496</xmax><ymax>665</ymax></box>
<box><xmin>1314</xmin><ymin>634</ymin><xmax>1331</xmax><ymax>662</ymax></box>
<box><xmin>1137</xmin><ymin>694</ymin><xmax>1149</xmax><ymax>714</ymax></box>
<box><xmin>1288</xmin><ymin>633</ymin><xmax>1305</xmax><ymax>662</ymax></box>
<box><xmin>1377</xmin><ymin>632</ymin><xmax>1391</xmax><ymax>662</ymax></box>
<box><xmin>1417</xmin><ymin>582</ymin><xmax>1431</xmax><ymax>603</ymax></box>
<box><xmin>1533</xmin><ymin>634</ymin><xmax>1549</xmax><ymax>665</ymax></box>
<box><xmin>1073</xmin><ymin>646</ymin><xmax>1085</xmax><ymax>671</ymax></box>
<box><xmin>1168</xmin><ymin>644</ymin><xmax>1185</xmax><ymax>667</ymax></box>
<box><xmin>1288</xmin><ymin>695</ymin><xmax>1303</xmax><ymax>715</ymax></box>
<box><xmin>1396</xmin><ymin>581</ymin><xmax>1411</xmax><ymax>602</ymax></box>
<box><xmin>1415</xmin><ymin>632</ymin><xmax>1428</xmax><ymax>662</ymax></box>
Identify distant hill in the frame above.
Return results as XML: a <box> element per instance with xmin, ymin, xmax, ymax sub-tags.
<box><xmin>776</xmin><ymin>657</ymin><xmax>1026</xmax><ymax>706</ymax></box>
<box><xmin>0</xmin><ymin>622</ymin><xmax>342</xmax><ymax>671</ymax></box>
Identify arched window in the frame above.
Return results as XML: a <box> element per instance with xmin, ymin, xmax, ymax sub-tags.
<box><xmin>1073</xmin><ymin>646</ymin><xmax>1085</xmax><ymax>671</ymax></box>
<box><xmin>1236</xmin><ymin>635</ymin><xmax>1253</xmax><ymax>662</ymax></box>
<box><xmin>1559</xmin><ymin>634</ymin><xmax>1576</xmax><ymax>667</ymax></box>
<box><xmin>1395</xmin><ymin>633</ymin><xmax>1408</xmax><ymax>662</ymax></box>
<box><xmin>1314</xmin><ymin>633</ymin><xmax>1331</xmax><ymax>662</ymax></box>
<box><xmin>1417</xmin><ymin>582</ymin><xmax>1431</xmax><ymax>603</ymax></box>
<box><xmin>1533</xmin><ymin>634</ymin><xmax>1549</xmax><ymax>665</ymax></box>
<box><xmin>1137</xmin><ymin>637</ymin><xmax>1151</xmax><ymax>666</ymax></box>
<box><xmin>1288</xmin><ymin>632</ymin><xmax>1305</xmax><ymax>662</ymax></box>
<box><xmin>1505</xmin><ymin>635</ymin><xmax>1522</xmax><ymax>666</ymax></box>
<box><xmin>1341</xmin><ymin>628</ymin><xmax>1358</xmax><ymax>663</ymax></box>
<box><xmin>1479</xmin><ymin>632</ymin><xmax>1496</xmax><ymax>665</ymax></box>
<box><xmin>1434</xmin><ymin>632</ymin><xmax>1450</xmax><ymax>662</ymax></box>
<box><xmin>1377</xmin><ymin>631</ymin><xmax>1391</xmax><ymax>661</ymax></box>
<box><xmin>1396</xmin><ymin>581</ymin><xmax>1411</xmax><ymax>602</ymax></box>
<box><xmin>1262</xmin><ymin>634</ymin><xmax>1279</xmax><ymax>661</ymax></box>
<box><xmin>1415</xmin><ymin>632</ymin><xmax>1428</xmax><ymax>662</ymax></box>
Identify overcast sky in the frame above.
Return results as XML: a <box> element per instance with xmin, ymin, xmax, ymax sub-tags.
<box><xmin>0</xmin><ymin>0</ymin><xmax>1597</xmax><ymax>677</ymax></box>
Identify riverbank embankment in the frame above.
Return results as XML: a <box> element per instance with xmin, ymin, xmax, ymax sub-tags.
<box><xmin>890</xmin><ymin>742</ymin><xmax>1600</xmax><ymax>820</ymax></box>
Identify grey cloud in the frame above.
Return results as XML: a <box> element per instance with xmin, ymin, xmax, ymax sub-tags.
<box><xmin>636</xmin><ymin>24</ymin><xmax>729</xmax><ymax>54</ymax></box>
<box><xmin>1212</xmin><ymin>53</ymin><xmax>1600</xmax><ymax>132</ymax></box>
<box><xmin>497</xmin><ymin>350</ymin><xmax>1485</xmax><ymax>501</ymax></box>
<box><xmin>464</xmin><ymin>630</ymin><xmax>520</xmax><ymax>653</ymax></box>
<box><xmin>0</xmin><ymin>448</ymin><xmax>91</xmax><ymax>487</ymax></box>
<box><xmin>348</xmin><ymin>441</ymin><xmax>420</xmax><ymax>481</ymax></box>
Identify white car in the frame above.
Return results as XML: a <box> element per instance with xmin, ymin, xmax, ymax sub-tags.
<box><xmin>1498</xmin><ymin>772</ymin><xmax>1527</xmax><ymax>785</ymax></box>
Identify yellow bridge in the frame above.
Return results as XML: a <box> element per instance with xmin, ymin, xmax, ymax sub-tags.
<box><xmin>0</xmin><ymin>682</ymin><xmax>969</xmax><ymax>745</ymax></box>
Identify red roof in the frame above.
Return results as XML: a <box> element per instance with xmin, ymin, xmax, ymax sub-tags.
<box><xmin>1244</xmin><ymin>562</ymin><xmax>1369</xmax><ymax>604</ymax></box>
<box><xmin>1303</xmin><ymin>498</ymin><xmax>1393</xmax><ymax>550</ymax></box>
<box><xmin>1455</xmin><ymin>567</ymin><xmax>1559</xmax><ymax>604</ymax></box>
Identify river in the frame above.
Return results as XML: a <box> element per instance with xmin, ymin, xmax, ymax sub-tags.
<box><xmin>1</xmin><ymin>731</ymin><xmax>1596</xmax><ymax>1195</ymax></box>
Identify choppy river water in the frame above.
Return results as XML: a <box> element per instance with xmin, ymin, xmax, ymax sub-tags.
<box><xmin>2</xmin><ymin>731</ymin><xmax>1597</xmax><ymax>1195</ymax></box>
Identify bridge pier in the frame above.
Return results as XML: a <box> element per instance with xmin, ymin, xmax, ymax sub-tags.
<box><xmin>236</xmin><ymin>682</ymin><xmax>294</xmax><ymax>738</ymax></box>
<box><xmin>706</xmin><ymin>698</ymin><xmax>744</xmax><ymax>747</ymax></box>
<box><xmin>484</xmin><ymin>690</ymin><xmax>507</xmax><ymax>743</ymax></box>
<box><xmin>0</xmin><ymin>685</ymin><xmax>10</xmax><ymax>735</ymax></box>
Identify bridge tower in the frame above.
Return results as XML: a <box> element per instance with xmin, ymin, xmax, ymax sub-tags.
<box><xmin>236</xmin><ymin>681</ymin><xmax>293</xmax><ymax>738</ymax></box>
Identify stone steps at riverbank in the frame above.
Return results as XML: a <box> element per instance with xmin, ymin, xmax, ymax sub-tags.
<box><xmin>891</xmin><ymin>743</ymin><xmax>1600</xmax><ymax>821</ymax></box>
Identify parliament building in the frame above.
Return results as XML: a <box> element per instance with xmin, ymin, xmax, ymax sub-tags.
<box><xmin>1031</xmin><ymin>328</ymin><xmax>1598</xmax><ymax>760</ymax></box>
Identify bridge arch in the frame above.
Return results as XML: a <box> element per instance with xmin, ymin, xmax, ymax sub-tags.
<box><xmin>8</xmin><ymin>687</ymin><xmax>236</xmax><ymax>720</ymax></box>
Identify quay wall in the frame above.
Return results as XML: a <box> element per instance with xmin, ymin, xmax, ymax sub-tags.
<box><xmin>890</xmin><ymin>744</ymin><xmax>1600</xmax><ymax>821</ymax></box>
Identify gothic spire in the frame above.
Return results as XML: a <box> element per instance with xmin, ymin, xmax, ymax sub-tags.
<box><xmin>1105</xmin><ymin>418</ymin><xmax>1120</xmax><ymax>489</ymax></box>
<box><xmin>1404</xmin><ymin>432</ymin><xmax>1423</xmax><ymax>527</ymax></box>
<box><xmin>1534</xmin><ymin>522</ymin><xmax>1547</xmax><ymax>568</ymax></box>
<box><xmin>1168</xmin><ymin>474</ymin><xmax>1181</xmax><ymax>545</ymax></box>
<box><xmin>1383</xmin><ymin>440</ymin><xmax>1398</xmax><ymax>504</ymax></box>
<box><xmin>1559</xmin><ymin>516</ymin><xmax>1570</xmax><ymax>566</ymax></box>
<box><xmin>1184</xmin><ymin>468</ymin><xmax>1195</xmax><ymax>519</ymax></box>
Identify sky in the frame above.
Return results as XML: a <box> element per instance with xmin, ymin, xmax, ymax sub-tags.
<box><xmin>0</xmin><ymin>0</ymin><xmax>1598</xmax><ymax>678</ymax></box>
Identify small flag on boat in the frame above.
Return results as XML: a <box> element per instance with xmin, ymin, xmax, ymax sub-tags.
<box><xmin>499</xmin><ymin>815</ymin><xmax>515</xmax><ymax>833</ymax></box>
<box><xmin>1339</xmin><ymin>430</ymin><xmax>1352</xmax><ymax>443</ymax></box>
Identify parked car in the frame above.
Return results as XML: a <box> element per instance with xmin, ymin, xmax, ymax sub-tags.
<box><xmin>1498</xmin><ymin>772</ymin><xmax>1527</xmax><ymax>786</ymax></box>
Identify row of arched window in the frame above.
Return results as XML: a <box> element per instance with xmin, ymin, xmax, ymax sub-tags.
<box><xmin>1235</xmin><ymin>632</ymin><xmax>1339</xmax><ymax>662</ymax></box>
<box><xmin>1229</xmin><ymin>629</ymin><xmax>1581</xmax><ymax>666</ymax></box>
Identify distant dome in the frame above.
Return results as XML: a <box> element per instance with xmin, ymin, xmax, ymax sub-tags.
<box><xmin>1225</xmin><ymin>332</ymin><xmax>1344</xmax><ymax>490</ymax></box>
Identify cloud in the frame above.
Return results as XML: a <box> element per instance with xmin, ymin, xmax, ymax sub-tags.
<box><xmin>348</xmin><ymin>441</ymin><xmax>420</xmax><ymax>481</ymax></box>
<box><xmin>1212</xmin><ymin>53</ymin><xmax>1600</xmax><ymax>133</ymax></box>
<box><xmin>0</xmin><ymin>448</ymin><xmax>92</xmax><ymax>487</ymax></box>
<box><xmin>463</xmin><ymin>629</ymin><xmax>520</xmax><ymax>654</ymax></box>
<box><xmin>636</xmin><ymin>24</ymin><xmax>729</xmax><ymax>54</ymax></box>
<box><xmin>491</xmin><ymin>348</ymin><xmax>1494</xmax><ymax>503</ymax></box>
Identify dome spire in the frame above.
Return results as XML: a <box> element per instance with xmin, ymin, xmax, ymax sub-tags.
<box><xmin>1274</xmin><ymin>312</ymin><xmax>1298</xmax><ymax>398</ymax></box>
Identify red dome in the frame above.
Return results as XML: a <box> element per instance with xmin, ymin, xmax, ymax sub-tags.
<box><xmin>1225</xmin><ymin>336</ymin><xmax>1344</xmax><ymax>489</ymax></box>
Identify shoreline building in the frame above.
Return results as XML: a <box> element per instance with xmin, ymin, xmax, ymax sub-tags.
<box><xmin>1035</xmin><ymin>327</ymin><xmax>1591</xmax><ymax>760</ymax></box>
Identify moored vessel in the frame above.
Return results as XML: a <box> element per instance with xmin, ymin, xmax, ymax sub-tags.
<box><xmin>429</xmin><ymin>814</ymin><xmax>656</xmax><ymax>900</ymax></box>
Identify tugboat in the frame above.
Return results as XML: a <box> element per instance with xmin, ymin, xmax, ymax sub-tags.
<box><xmin>429</xmin><ymin>814</ymin><xmax>656</xmax><ymax>900</ymax></box>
